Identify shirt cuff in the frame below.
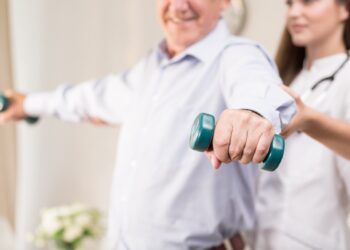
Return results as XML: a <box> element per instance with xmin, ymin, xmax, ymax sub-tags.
<box><xmin>24</xmin><ymin>92</ymin><xmax>56</xmax><ymax>117</ymax></box>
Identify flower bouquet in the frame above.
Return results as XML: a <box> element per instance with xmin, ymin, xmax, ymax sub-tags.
<box><xmin>28</xmin><ymin>203</ymin><xmax>103</xmax><ymax>250</ymax></box>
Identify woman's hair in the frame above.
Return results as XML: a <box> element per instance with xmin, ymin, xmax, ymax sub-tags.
<box><xmin>275</xmin><ymin>0</ymin><xmax>350</xmax><ymax>86</ymax></box>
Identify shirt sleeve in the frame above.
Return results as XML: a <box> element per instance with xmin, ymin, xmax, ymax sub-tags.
<box><xmin>220</xmin><ymin>44</ymin><xmax>296</xmax><ymax>133</ymax></box>
<box><xmin>24</xmin><ymin>57</ymin><xmax>147</xmax><ymax>125</ymax></box>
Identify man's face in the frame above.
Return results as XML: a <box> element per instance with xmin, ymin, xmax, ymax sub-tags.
<box><xmin>157</xmin><ymin>0</ymin><xmax>229</xmax><ymax>56</ymax></box>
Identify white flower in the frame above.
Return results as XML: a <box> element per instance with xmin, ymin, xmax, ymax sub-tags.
<box><xmin>56</xmin><ymin>206</ymin><xmax>72</xmax><ymax>217</ymax></box>
<box><xmin>63</xmin><ymin>224</ymin><xmax>83</xmax><ymax>242</ymax></box>
<box><xmin>41</xmin><ymin>211</ymin><xmax>63</xmax><ymax>236</ymax></box>
<box><xmin>41</xmin><ymin>209</ymin><xmax>58</xmax><ymax>222</ymax></box>
<box><xmin>62</xmin><ymin>217</ymin><xmax>73</xmax><ymax>228</ymax></box>
<box><xmin>75</xmin><ymin>213</ymin><xmax>92</xmax><ymax>227</ymax></box>
<box><xmin>88</xmin><ymin>225</ymin><xmax>102</xmax><ymax>237</ymax></box>
<box><xmin>27</xmin><ymin>231</ymin><xmax>46</xmax><ymax>248</ymax></box>
<box><xmin>28</xmin><ymin>203</ymin><xmax>103</xmax><ymax>248</ymax></box>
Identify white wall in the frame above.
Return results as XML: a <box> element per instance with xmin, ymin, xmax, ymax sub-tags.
<box><xmin>242</xmin><ymin>0</ymin><xmax>287</xmax><ymax>55</ymax></box>
<box><xmin>9</xmin><ymin>1</ymin><xmax>286</xmax><ymax>249</ymax></box>
<box><xmin>0</xmin><ymin>0</ymin><xmax>16</xmax><ymax>234</ymax></box>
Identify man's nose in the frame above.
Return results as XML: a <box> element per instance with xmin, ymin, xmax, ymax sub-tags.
<box><xmin>169</xmin><ymin>0</ymin><xmax>190</xmax><ymax>13</ymax></box>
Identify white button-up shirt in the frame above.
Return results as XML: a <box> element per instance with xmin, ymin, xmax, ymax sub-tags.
<box><xmin>24</xmin><ymin>20</ymin><xmax>295</xmax><ymax>249</ymax></box>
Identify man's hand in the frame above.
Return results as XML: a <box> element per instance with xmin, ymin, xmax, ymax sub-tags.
<box><xmin>0</xmin><ymin>89</ymin><xmax>27</xmax><ymax>123</ymax></box>
<box><xmin>84</xmin><ymin>117</ymin><xmax>108</xmax><ymax>126</ymax></box>
<box><xmin>205</xmin><ymin>109</ymin><xmax>274</xmax><ymax>169</ymax></box>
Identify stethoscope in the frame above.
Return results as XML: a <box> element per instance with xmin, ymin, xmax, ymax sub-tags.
<box><xmin>300</xmin><ymin>54</ymin><xmax>350</xmax><ymax>106</ymax></box>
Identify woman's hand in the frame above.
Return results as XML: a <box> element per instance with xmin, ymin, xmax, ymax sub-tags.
<box><xmin>281</xmin><ymin>85</ymin><xmax>350</xmax><ymax>160</ymax></box>
<box><xmin>281</xmin><ymin>85</ymin><xmax>313</xmax><ymax>137</ymax></box>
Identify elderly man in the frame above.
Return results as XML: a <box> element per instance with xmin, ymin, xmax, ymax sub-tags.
<box><xmin>0</xmin><ymin>0</ymin><xmax>295</xmax><ymax>249</ymax></box>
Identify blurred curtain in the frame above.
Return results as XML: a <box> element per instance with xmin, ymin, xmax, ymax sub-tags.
<box><xmin>0</xmin><ymin>0</ymin><xmax>16</xmax><ymax>246</ymax></box>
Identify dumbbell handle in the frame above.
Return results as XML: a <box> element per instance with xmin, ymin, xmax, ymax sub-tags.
<box><xmin>189</xmin><ymin>113</ymin><xmax>284</xmax><ymax>171</ymax></box>
<box><xmin>0</xmin><ymin>94</ymin><xmax>39</xmax><ymax>124</ymax></box>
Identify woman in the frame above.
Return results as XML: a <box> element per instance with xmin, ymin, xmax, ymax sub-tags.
<box><xmin>254</xmin><ymin>0</ymin><xmax>350</xmax><ymax>249</ymax></box>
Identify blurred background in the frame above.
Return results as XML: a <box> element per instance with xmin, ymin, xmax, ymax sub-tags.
<box><xmin>0</xmin><ymin>0</ymin><xmax>286</xmax><ymax>249</ymax></box>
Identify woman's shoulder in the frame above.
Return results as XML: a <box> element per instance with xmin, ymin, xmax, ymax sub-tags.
<box><xmin>334</xmin><ymin>61</ymin><xmax>350</xmax><ymax>87</ymax></box>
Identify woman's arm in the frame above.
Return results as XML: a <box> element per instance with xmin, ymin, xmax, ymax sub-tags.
<box><xmin>281</xmin><ymin>85</ymin><xmax>350</xmax><ymax>160</ymax></box>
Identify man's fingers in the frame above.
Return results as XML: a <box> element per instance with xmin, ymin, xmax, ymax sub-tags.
<box><xmin>239</xmin><ymin>115</ymin><xmax>274</xmax><ymax>164</ymax></box>
<box><xmin>239</xmin><ymin>131</ymin><xmax>259</xmax><ymax>164</ymax></box>
<box><xmin>212</xmin><ymin>114</ymin><xmax>233</xmax><ymax>163</ymax></box>
<box><xmin>0</xmin><ymin>114</ymin><xmax>5</xmax><ymax>123</ymax></box>
<box><xmin>205</xmin><ymin>151</ymin><xmax>222</xmax><ymax>169</ymax></box>
<box><xmin>0</xmin><ymin>90</ymin><xmax>27</xmax><ymax>123</ymax></box>
<box><xmin>211</xmin><ymin>156</ymin><xmax>222</xmax><ymax>169</ymax></box>
<box><xmin>252</xmin><ymin>132</ymin><xmax>273</xmax><ymax>164</ymax></box>
<box><xmin>228</xmin><ymin>129</ymin><xmax>247</xmax><ymax>161</ymax></box>
<box><xmin>87</xmin><ymin>117</ymin><xmax>108</xmax><ymax>126</ymax></box>
<box><xmin>210</xmin><ymin>109</ymin><xmax>275</xmax><ymax>166</ymax></box>
<box><xmin>0</xmin><ymin>108</ymin><xmax>15</xmax><ymax>123</ymax></box>
<box><xmin>4</xmin><ymin>89</ymin><xmax>15</xmax><ymax>98</ymax></box>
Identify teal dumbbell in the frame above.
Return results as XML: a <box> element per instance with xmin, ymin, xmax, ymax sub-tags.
<box><xmin>189</xmin><ymin>113</ymin><xmax>284</xmax><ymax>171</ymax></box>
<box><xmin>0</xmin><ymin>94</ymin><xmax>39</xmax><ymax>124</ymax></box>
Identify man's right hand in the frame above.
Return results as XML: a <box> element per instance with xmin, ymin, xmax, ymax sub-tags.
<box><xmin>204</xmin><ymin>109</ymin><xmax>274</xmax><ymax>169</ymax></box>
<box><xmin>0</xmin><ymin>89</ymin><xmax>27</xmax><ymax>123</ymax></box>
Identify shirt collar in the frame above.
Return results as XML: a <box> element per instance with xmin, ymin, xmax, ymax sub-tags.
<box><xmin>156</xmin><ymin>19</ymin><xmax>231</xmax><ymax>66</ymax></box>
<box><xmin>303</xmin><ymin>52</ymin><xmax>349</xmax><ymax>76</ymax></box>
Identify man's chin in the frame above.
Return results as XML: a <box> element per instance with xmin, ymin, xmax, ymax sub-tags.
<box><xmin>166</xmin><ymin>31</ymin><xmax>201</xmax><ymax>45</ymax></box>
<box><xmin>168</xmin><ymin>38</ymin><xmax>198</xmax><ymax>49</ymax></box>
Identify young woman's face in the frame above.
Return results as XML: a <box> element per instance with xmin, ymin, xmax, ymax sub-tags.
<box><xmin>286</xmin><ymin>0</ymin><xmax>349</xmax><ymax>47</ymax></box>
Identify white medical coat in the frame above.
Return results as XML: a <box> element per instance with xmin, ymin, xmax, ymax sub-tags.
<box><xmin>255</xmin><ymin>53</ymin><xmax>350</xmax><ymax>250</ymax></box>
